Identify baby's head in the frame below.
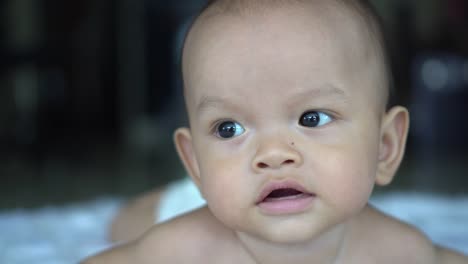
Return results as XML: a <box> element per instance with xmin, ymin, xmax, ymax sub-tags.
<box><xmin>174</xmin><ymin>0</ymin><xmax>409</xmax><ymax>243</ymax></box>
<box><xmin>182</xmin><ymin>0</ymin><xmax>394</xmax><ymax>114</ymax></box>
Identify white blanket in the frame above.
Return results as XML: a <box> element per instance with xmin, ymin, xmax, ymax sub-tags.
<box><xmin>0</xmin><ymin>199</ymin><xmax>120</xmax><ymax>264</ymax></box>
<box><xmin>0</xmin><ymin>193</ymin><xmax>467</xmax><ymax>263</ymax></box>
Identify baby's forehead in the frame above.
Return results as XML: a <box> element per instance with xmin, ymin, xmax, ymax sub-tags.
<box><xmin>182</xmin><ymin>0</ymin><xmax>388</xmax><ymax>113</ymax></box>
<box><xmin>184</xmin><ymin>0</ymin><xmax>381</xmax><ymax>75</ymax></box>
<box><xmin>194</xmin><ymin>0</ymin><xmax>377</xmax><ymax>41</ymax></box>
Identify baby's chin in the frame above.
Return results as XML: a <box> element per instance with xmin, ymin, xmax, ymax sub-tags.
<box><xmin>238</xmin><ymin>216</ymin><xmax>346</xmax><ymax>245</ymax></box>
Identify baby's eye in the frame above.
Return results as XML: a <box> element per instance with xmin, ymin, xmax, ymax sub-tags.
<box><xmin>215</xmin><ymin>121</ymin><xmax>245</xmax><ymax>139</ymax></box>
<box><xmin>299</xmin><ymin>111</ymin><xmax>332</xmax><ymax>127</ymax></box>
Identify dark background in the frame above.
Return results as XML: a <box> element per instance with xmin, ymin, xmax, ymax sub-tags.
<box><xmin>1</xmin><ymin>0</ymin><xmax>467</xmax><ymax>209</ymax></box>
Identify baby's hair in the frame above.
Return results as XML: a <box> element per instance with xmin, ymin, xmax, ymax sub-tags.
<box><xmin>183</xmin><ymin>0</ymin><xmax>395</xmax><ymax>109</ymax></box>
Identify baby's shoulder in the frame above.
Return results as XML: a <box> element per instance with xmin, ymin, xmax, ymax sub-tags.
<box><xmin>135</xmin><ymin>206</ymin><xmax>243</xmax><ymax>263</ymax></box>
<box><xmin>360</xmin><ymin>206</ymin><xmax>468</xmax><ymax>263</ymax></box>
<box><xmin>82</xmin><ymin>207</ymin><xmax>238</xmax><ymax>264</ymax></box>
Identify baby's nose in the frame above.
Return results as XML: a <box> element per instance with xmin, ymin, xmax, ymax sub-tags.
<box><xmin>252</xmin><ymin>141</ymin><xmax>302</xmax><ymax>171</ymax></box>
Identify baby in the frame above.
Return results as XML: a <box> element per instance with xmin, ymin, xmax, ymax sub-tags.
<box><xmin>83</xmin><ymin>0</ymin><xmax>468</xmax><ymax>263</ymax></box>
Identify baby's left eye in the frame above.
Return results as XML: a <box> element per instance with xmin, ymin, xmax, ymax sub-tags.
<box><xmin>299</xmin><ymin>111</ymin><xmax>332</xmax><ymax>127</ymax></box>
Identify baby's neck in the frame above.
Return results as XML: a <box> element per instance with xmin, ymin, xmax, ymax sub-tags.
<box><xmin>234</xmin><ymin>222</ymin><xmax>350</xmax><ymax>264</ymax></box>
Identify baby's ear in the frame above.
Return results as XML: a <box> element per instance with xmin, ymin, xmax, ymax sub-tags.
<box><xmin>376</xmin><ymin>106</ymin><xmax>410</xmax><ymax>186</ymax></box>
<box><xmin>173</xmin><ymin>128</ymin><xmax>202</xmax><ymax>189</ymax></box>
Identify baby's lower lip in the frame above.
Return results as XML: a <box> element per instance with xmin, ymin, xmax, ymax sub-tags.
<box><xmin>257</xmin><ymin>193</ymin><xmax>315</xmax><ymax>215</ymax></box>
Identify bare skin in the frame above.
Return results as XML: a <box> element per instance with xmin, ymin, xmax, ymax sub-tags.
<box><xmin>110</xmin><ymin>188</ymin><xmax>163</xmax><ymax>242</ymax></box>
<box><xmin>89</xmin><ymin>205</ymin><xmax>468</xmax><ymax>264</ymax></box>
<box><xmin>107</xmin><ymin>186</ymin><xmax>468</xmax><ymax>263</ymax></box>
<box><xmin>85</xmin><ymin>1</ymin><xmax>468</xmax><ymax>263</ymax></box>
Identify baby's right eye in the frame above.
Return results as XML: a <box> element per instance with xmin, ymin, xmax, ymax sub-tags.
<box><xmin>215</xmin><ymin>121</ymin><xmax>245</xmax><ymax>139</ymax></box>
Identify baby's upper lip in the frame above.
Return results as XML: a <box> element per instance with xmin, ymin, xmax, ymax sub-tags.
<box><xmin>255</xmin><ymin>179</ymin><xmax>313</xmax><ymax>204</ymax></box>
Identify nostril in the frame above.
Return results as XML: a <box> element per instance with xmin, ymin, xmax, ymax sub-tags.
<box><xmin>257</xmin><ymin>159</ymin><xmax>295</xmax><ymax>169</ymax></box>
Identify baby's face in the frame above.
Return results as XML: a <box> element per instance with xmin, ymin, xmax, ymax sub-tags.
<box><xmin>180</xmin><ymin>4</ymin><xmax>390</xmax><ymax>243</ymax></box>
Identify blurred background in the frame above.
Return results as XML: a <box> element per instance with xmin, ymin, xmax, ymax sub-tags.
<box><xmin>1</xmin><ymin>0</ymin><xmax>467</xmax><ymax>209</ymax></box>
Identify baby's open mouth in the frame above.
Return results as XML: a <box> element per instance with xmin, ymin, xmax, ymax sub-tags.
<box><xmin>256</xmin><ymin>180</ymin><xmax>315</xmax><ymax>205</ymax></box>
<box><xmin>256</xmin><ymin>181</ymin><xmax>316</xmax><ymax>214</ymax></box>
<box><xmin>263</xmin><ymin>188</ymin><xmax>309</xmax><ymax>202</ymax></box>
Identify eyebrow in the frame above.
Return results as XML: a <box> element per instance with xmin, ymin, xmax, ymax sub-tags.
<box><xmin>196</xmin><ymin>95</ymin><xmax>236</xmax><ymax>114</ymax></box>
<box><xmin>196</xmin><ymin>85</ymin><xmax>348</xmax><ymax>113</ymax></box>
<box><xmin>286</xmin><ymin>85</ymin><xmax>349</xmax><ymax>106</ymax></box>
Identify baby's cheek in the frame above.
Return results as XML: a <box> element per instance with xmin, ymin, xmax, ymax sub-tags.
<box><xmin>205</xmin><ymin>186</ymin><xmax>247</xmax><ymax>230</ymax></box>
<box><xmin>199</xmin><ymin>163</ymin><xmax>247</xmax><ymax>223</ymax></box>
<box><xmin>320</xmin><ymin>154</ymin><xmax>375</xmax><ymax>213</ymax></box>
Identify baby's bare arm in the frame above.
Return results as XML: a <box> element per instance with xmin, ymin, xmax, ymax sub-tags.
<box><xmin>110</xmin><ymin>188</ymin><xmax>164</xmax><ymax>242</ymax></box>
<box><xmin>80</xmin><ymin>242</ymin><xmax>139</xmax><ymax>264</ymax></box>
<box><xmin>84</xmin><ymin>208</ymin><xmax>217</xmax><ymax>264</ymax></box>
<box><xmin>436</xmin><ymin>246</ymin><xmax>468</xmax><ymax>264</ymax></box>
<box><xmin>358</xmin><ymin>206</ymin><xmax>468</xmax><ymax>263</ymax></box>
<box><xmin>81</xmin><ymin>229</ymin><xmax>177</xmax><ymax>264</ymax></box>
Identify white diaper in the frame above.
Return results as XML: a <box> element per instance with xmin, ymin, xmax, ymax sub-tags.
<box><xmin>156</xmin><ymin>178</ymin><xmax>206</xmax><ymax>223</ymax></box>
